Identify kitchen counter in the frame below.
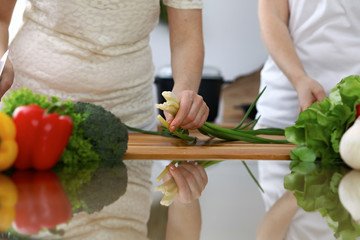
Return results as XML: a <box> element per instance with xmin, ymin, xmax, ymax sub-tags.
<box><xmin>0</xmin><ymin>133</ymin><xmax>358</xmax><ymax>240</ymax></box>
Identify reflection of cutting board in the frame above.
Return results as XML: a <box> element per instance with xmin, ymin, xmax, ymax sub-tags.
<box><xmin>124</xmin><ymin>133</ymin><xmax>296</xmax><ymax>160</ymax></box>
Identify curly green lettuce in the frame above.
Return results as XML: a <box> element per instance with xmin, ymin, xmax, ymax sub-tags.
<box><xmin>285</xmin><ymin>75</ymin><xmax>360</xmax><ymax>163</ymax></box>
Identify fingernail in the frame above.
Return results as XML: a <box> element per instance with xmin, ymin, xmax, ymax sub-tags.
<box><xmin>170</xmin><ymin>125</ymin><xmax>176</xmax><ymax>131</ymax></box>
<box><xmin>169</xmin><ymin>164</ymin><xmax>175</xmax><ymax>171</ymax></box>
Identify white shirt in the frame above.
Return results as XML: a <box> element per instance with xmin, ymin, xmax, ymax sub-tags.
<box><xmin>256</xmin><ymin>0</ymin><xmax>360</xmax><ymax>129</ymax></box>
<box><xmin>257</xmin><ymin>1</ymin><xmax>360</xmax><ymax>239</ymax></box>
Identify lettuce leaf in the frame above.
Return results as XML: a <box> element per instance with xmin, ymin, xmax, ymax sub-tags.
<box><xmin>285</xmin><ymin>75</ymin><xmax>360</xmax><ymax>163</ymax></box>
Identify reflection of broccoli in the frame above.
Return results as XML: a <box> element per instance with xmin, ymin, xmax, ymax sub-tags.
<box><xmin>73</xmin><ymin>160</ymin><xmax>128</xmax><ymax>214</ymax></box>
<box><xmin>55</xmin><ymin>159</ymin><xmax>128</xmax><ymax>214</ymax></box>
<box><xmin>73</xmin><ymin>102</ymin><xmax>128</xmax><ymax>165</ymax></box>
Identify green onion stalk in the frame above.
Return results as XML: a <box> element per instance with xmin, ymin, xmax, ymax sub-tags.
<box><xmin>127</xmin><ymin>87</ymin><xmax>288</xmax><ymax>206</ymax></box>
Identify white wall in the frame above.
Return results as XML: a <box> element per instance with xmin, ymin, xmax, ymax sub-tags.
<box><xmin>150</xmin><ymin>1</ymin><xmax>268</xmax><ymax>81</ymax></box>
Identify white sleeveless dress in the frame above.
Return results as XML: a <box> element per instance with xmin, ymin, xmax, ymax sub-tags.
<box><xmin>7</xmin><ymin>1</ymin><xmax>202</xmax><ymax>239</ymax></box>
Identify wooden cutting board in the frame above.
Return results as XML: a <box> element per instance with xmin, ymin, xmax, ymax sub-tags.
<box><xmin>123</xmin><ymin>133</ymin><xmax>296</xmax><ymax>161</ymax></box>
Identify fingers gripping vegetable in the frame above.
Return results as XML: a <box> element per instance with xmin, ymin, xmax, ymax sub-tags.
<box><xmin>12</xmin><ymin>170</ymin><xmax>72</xmax><ymax>235</ymax></box>
<box><xmin>156</xmin><ymin>90</ymin><xmax>287</xmax><ymax>144</ymax></box>
<box><xmin>156</xmin><ymin>91</ymin><xmax>180</xmax><ymax>117</ymax></box>
<box><xmin>12</xmin><ymin>104</ymin><xmax>73</xmax><ymax>170</ymax></box>
<box><xmin>0</xmin><ymin>113</ymin><xmax>18</xmax><ymax>171</ymax></box>
<box><xmin>0</xmin><ymin>174</ymin><xmax>18</xmax><ymax>232</ymax></box>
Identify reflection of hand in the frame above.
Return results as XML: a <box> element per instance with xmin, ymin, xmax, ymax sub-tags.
<box><xmin>165</xmin><ymin>162</ymin><xmax>208</xmax><ymax>204</ymax></box>
<box><xmin>0</xmin><ymin>60</ymin><xmax>14</xmax><ymax>99</ymax></box>
<box><xmin>165</xmin><ymin>90</ymin><xmax>209</xmax><ymax>132</ymax></box>
<box><xmin>294</xmin><ymin>76</ymin><xmax>326</xmax><ymax>112</ymax></box>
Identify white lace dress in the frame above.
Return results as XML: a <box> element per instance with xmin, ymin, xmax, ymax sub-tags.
<box><xmin>7</xmin><ymin>0</ymin><xmax>202</xmax><ymax>128</ymax></box>
<box><xmin>7</xmin><ymin>1</ymin><xmax>202</xmax><ymax>239</ymax></box>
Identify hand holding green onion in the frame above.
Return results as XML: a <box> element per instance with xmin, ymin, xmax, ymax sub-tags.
<box><xmin>156</xmin><ymin>90</ymin><xmax>209</xmax><ymax>132</ymax></box>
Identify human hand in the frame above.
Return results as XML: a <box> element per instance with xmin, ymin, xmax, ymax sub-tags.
<box><xmin>0</xmin><ymin>60</ymin><xmax>14</xmax><ymax>99</ymax></box>
<box><xmin>294</xmin><ymin>76</ymin><xmax>326</xmax><ymax>112</ymax></box>
<box><xmin>164</xmin><ymin>90</ymin><xmax>209</xmax><ymax>132</ymax></box>
<box><xmin>164</xmin><ymin>162</ymin><xmax>208</xmax><ymax>204</ymax></box>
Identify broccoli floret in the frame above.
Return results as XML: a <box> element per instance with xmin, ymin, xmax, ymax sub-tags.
<box><xmin>73</xmin><ymin>102</ymin><xmax>128</xmax><ymax>165</ymax></box>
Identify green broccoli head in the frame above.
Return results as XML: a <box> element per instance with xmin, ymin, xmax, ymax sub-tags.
<box><xmin>73</xmin><ymin>102</ymin><xmax>128</xmax><ymax>165</ymax></box>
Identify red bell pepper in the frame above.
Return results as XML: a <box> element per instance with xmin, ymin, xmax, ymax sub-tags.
<box><xmin>356</xmin><ymin>104</ymin><xmax>360</xmax><ymax>119</ymax></box>
<box><xmin>12</xmin><ymin>104</ymin><xmax>73</xmax><ymax>170</ymax></box>
<box><xmin>11</xmin><ymin>170</ymin><xmax>72</xmax><ymax>235</ymax></box>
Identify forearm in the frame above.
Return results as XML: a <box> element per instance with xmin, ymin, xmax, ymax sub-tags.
<box><xmin>256</xmin><ymin>191</ymin><xmax>299</xmax><ymax>240</ymax></box>
<box><xmin>170</xmin><ymin>36</ymin><xmax>204</xmax><ymax>94</ymax></box>
<box><xmin>166</xmin><ymin>199</ymin><xmax>202</xmax><ymax>240</ymax></box>
<box><xmin>258</xmin><ymin>0</ymin><xmax>307</xmax><ymax>88</ymax></box>
<box><xmin>0</xmin><ymin>22</ymin><xmax>9</xmax><ymax>53</ymax></box>
<box><xmin>167</xmin><ymin>7</ymin><xmax>204</xmax><ymax>94</ymax></box>
<box><xmin>0</xmin><ymin>0</ymin><xmax>17</xmax><ymax>54</ymax></box>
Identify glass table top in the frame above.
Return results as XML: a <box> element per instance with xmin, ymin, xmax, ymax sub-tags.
<box><xmin>0</xmin><ymin>159</ymin><xmax>358</xmax><ymax>240</ymax></box>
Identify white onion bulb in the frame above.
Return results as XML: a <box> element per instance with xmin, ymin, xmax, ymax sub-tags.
<box><xmin>339</xmin><ymin>119</ymin><xmax>360</xmax><ymax>169</ymax></box>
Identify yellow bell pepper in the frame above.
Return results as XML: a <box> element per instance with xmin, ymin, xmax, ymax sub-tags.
<box><xmin>0</xmin><ymin>112</ymin><xmax>18</xmax><ymax>171</ymax></box>
<box><xmin>0</xmin><ymin>173</ymin><xmax>18</xmax><ymax>232</ymax></box>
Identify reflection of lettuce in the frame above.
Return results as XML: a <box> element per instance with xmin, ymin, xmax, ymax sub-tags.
<box><xmin>54</xmin><ymin>160</ymin><xmax>127</xmax><ymax>214</ymax></box>
<box><xmin>285</xmin><ymin>162</ymin><xmax>360</xmax><ymax>240</ymax></box>
<box><xmin>285</xmin><ymin>75</ymin><xmax>360</xmax><ymax>163</ymax></box>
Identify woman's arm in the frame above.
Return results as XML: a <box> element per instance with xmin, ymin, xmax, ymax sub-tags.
<box><xmin>0</xmin><ymin>0</ymin><xmax>16</xmax><ymax>53</ymax></box>
<box><xmin>165</xmin><ymin>162</ymin><xmax>208</xmax><ymax>240</ymax></box>
<box><xmin>256</xmin><ymin>191</ymin><xmax>299</xmax><ymax>240</ymax></box>
<box><xmin>0</xmin><ymin>0</ymin><xmax>16</xmax><ymax>98</ymax></box>
<box><xmin>166</xmin><ymin>7</ymin><xmax>209</xmax><ymax>131</ymax></box>
<box><xmin>258</xmin><ymin>0</ymin><xmax>325</xmax><ymax>111</ymax></box>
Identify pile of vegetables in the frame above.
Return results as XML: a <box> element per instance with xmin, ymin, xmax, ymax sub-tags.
<box><xmin>0</xmin><ymin>87</ymin><xmax>129</xmax><ymax>172</ymax></box>
<box><xmin>0</xmin><ymin>88</ymin><xmax>130</xmax><ymax>236</ymax></box>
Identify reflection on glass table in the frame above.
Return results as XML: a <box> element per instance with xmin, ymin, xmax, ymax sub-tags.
<box><xmin>258</xmin><ymin>160</ymin><xmax>360</xmax><ymax>240</ymax></box>
<box><xmin>2</xmin><ymin>159</ymin><xmax>360</xmax><ymax>240</ymax></box>
<box><xmin>0</xmin><ymin>159</ymin><xmax>206</xmax><ymax>240</ymax></box>
<box><xmin>0</xmin><ymin>159</ymin><xmax>129</xmax><ymax>240</ymax></box>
